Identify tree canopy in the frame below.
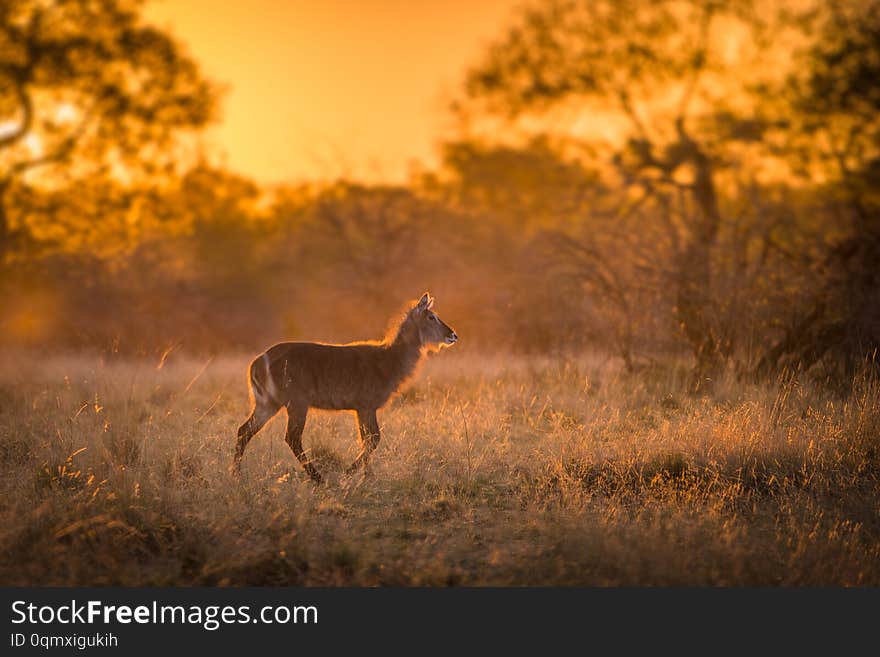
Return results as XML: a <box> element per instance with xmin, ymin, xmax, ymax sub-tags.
<box><xmin>462</xmin><ymin>0</ymin><xmax>880</xmax><ymax>381</ymax></box>
<box><xmin>0</xmin><ymin>0</ymin><xmax>218</xmax><ymax>263</ymax></box>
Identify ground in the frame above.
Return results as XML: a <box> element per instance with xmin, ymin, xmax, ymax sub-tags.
<box><xmin>0</xmin><ymin>349</ymin><xmax>877</xmax><ymax>585</ymax></box>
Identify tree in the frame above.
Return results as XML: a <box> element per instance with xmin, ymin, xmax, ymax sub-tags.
<box><xmin>462</xmin><ymin>0</ymin><xmax>808</xmax><ymax>385</ymax></box>
<box><xmin>0</xmin><ymin>0</ymin><xmax>217</xmax><ymax>264</ymax></box>
<box><xmin>755</xmin><ymin>1</ymin><xmax>880</xmax><ymax>378</ymax></box>
<box><xmin>305</xmin><ymin>182</ymin><xmax>427</xmax><ymax>306</ymax></box>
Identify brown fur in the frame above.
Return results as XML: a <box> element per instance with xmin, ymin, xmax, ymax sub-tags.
<box><xmin>233</xmin><ymin>292</ymin><xmax>457</xmax><ymax>482</ymax></box>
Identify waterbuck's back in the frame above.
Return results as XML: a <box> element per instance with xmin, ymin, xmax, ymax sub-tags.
<box><xmin>255</xmin><ymin>341</ymin><xmax>403</xmax><ymax>411</ymax></box>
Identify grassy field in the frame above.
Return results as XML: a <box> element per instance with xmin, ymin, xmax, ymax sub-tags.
<box><xmin>0</xmin><ymin>349</ymin><xmax>877</xmax><ymax>586</ymax></box>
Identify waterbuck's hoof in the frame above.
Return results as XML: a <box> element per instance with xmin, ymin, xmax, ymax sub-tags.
<box><xmin>343</xmin><ymin>464</ymin><xmax>373</xmax><ymax>481</ymax></box>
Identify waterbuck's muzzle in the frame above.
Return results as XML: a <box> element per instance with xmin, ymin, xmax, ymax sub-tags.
<box><xmin>445</xmin><ymin>331</ymin><xmax>459</xmax><ymax>345</ymax></box>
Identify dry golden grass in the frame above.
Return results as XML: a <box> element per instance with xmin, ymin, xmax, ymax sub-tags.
<box><xmin>0</xmin><ymin>349</ymin><xmax>877</xmax><ymax>585</ymax></box>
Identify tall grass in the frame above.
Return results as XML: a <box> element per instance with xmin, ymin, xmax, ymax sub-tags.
<box><xmin>0</xmin><ymin>350</ymin><xmax>877</xmax><ymax>585</ymax></box>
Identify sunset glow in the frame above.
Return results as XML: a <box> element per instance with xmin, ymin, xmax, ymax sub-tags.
<box><xmin>144</xmin><ymin>0</ymin><xmax>522</xmax><ymax>184</ymax></box>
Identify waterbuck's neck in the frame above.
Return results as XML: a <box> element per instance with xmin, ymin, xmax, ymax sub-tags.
<box><xmin>385</xmin><ymin>314</ymin><xmax>424</xmax><ymax>384</ymax></box>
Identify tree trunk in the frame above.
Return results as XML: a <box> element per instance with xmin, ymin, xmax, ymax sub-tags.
<box><xmin>675</xmin><ymin>135</ymin><xmax>723</xmax><ymax>392</ymax></box>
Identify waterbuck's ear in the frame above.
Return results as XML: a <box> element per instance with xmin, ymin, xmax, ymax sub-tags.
<box><xmin>417</xmin><ymin>293</ymin><xmax>431</xmax><ymax>310</ymax></box>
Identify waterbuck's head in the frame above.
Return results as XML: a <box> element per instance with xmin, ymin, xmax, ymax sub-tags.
<box><xmin>411</xmin><ymin>292</ymin><xmax>458</xmax><ymax>349</ymax></box>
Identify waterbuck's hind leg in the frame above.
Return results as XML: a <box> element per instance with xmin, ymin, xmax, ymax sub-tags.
<box><xmin>284</xmin><ymin>403</ymin><xmax>323</xmax><ymax>484</ymax></box>
<box><xmin>345</xmin><ymin>409</ymin><xmax>381</xmax><ymax>476</ymax></box>
<box><xmin>233</xmin><ymin>403</ymin><xmax>279</xmax><ymax>475</ymax></box>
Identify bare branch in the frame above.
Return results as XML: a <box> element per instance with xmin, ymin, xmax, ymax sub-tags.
<box><xmin>0</xmin><ymin>73</ymin><xmax>34</xmax><ymax>151</ymax></box>
<box><xmin>676</xmin><ymin>5</ymin><xmax>714</xmax><ymax>126</ymax></box>
<box><xmin>615</xmin><ymin>86</ymin><xmax>649</xmax><ymax>141</ymax></box>
<box><xmin>2</xmin><ymin>103</ymin><xmax>94</xmax><ymax>184</ymax></box>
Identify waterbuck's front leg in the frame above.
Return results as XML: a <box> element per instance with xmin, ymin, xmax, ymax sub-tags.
<box><xmin>284</xmin><ymin>403</ymin><xmax>322</xmax><ymax>484</ymax></box>
<box><xmin>345</xmin><ymin>409</ymin><xmax>380</xmax><ymax>475</ymax></box>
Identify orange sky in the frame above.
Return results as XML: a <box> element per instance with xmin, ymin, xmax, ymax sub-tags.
<box><xmin>144</xmin><ymin>0</ymin><xmax>523</xmax><ymax>185</ymax></box>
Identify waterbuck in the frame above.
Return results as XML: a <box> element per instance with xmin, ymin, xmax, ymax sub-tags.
<box><xmin>233</xmin><ymin>292</ymin><xmax>458</xmax><ymax>483</ymax></box>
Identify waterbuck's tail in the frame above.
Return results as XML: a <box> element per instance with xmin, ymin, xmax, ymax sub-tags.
<box><xmin>247</xmin><ymin>352</ymin><xmax>284</xmax><ymax>409</ymax></box>
<box><xmin>246</xmin><ymin>354</ymin><xmax>266</xmax><ymax>407</ymax></box>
